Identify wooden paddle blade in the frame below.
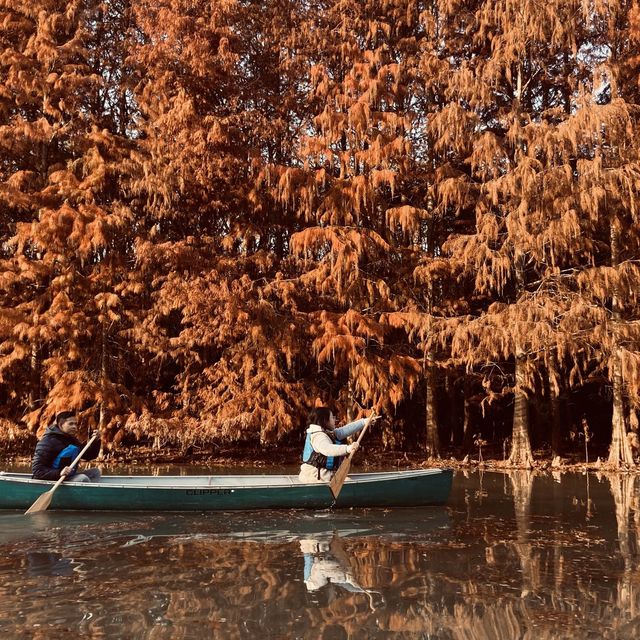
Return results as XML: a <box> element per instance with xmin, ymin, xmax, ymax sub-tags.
<box><xmin>329</xmin><ymin>457</ymin><xmax>352</xmax><ymax>500</ymax></box>
<box><xmin>24</xmin><ymin>489</ymin><xmax>53</xmax><ymax>515</ymax></box>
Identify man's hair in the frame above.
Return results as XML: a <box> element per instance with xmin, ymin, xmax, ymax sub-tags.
<box><xmin>55</xmin><ymin>411</ymin><xmax>76</xmax><ymax>426</ymax></box>
<box><xmin>308</xmin><ymin>406</ymin><xmax>333</xmax><ymax>431</ymax></box>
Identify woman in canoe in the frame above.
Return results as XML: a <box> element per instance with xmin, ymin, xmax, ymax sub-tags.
<box><xmin>299</xmin><ymin>407</ymin><xmax>375</xmax><ymax>483</ymax></box>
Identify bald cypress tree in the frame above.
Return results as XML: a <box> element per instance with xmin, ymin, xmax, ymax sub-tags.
<box><xmin>127</xmin><ymin>0</ymin><xmax>319</xmax><ymax>444</ymax></box>
<box><xmin>260</xmin><ymin>0</ymin><xmax>440</xmax><ymax>447</ymax></box>
<box><xmin>0</xmin><ymin>0</ymin><xmax>136</xmax><ymax>437</ymax></box>
<box><xmin>420</xmin><ymin>0</ymin><xmax>640</xmax><ymax>466</ymax></box>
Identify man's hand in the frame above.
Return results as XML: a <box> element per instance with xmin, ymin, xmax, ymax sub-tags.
<box><xmin>60</xmin><ymin>466</ymin><xmax>75</xmax><ymax>478</ymax></box>
<box><xmin>347</xmin><ymin>442</ymin><xmax>360</xmax><ymax>454</ymax></box>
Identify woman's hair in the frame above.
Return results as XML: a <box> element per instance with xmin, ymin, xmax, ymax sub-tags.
<box><xmin>308</xmin><ymin>406</ymin><xmax>333</xmax><ymax>431</ymax></box>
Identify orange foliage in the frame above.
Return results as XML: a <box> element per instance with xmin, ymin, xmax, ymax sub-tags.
<box><xmin>0</xmin><ymin>0</ymin><xmax>639</xmax><ymax>464</ymax></box>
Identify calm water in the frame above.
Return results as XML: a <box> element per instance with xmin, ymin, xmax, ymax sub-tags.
<box><xmin>0</xmin><ymin>469</ymin><xmax>639</xmax><ymax>639</ymax></box>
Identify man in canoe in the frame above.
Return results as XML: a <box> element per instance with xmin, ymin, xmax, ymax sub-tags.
<box><xmin>299</xmin><ymin>407</ymin><xmax>376</xmax><ymax>483</ymax></box>
<box><xmin>32</xmin><ymin>411</ymin><xmax>102</xmax><ymax>482</ymax></box>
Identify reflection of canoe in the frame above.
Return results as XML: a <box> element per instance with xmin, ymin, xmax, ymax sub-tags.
<box><xmin>0</xmin><ymin>505</ymin><xmax>451</xmax><ymax>547</ymax></box>
<box><xmin>0</xmin><ymin>469</ymin><xmax>453</xmax><ymax>512</ymax></box>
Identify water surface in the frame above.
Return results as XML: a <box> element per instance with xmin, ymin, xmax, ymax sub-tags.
<box><xmin>1</xmin><ymin>470</ymin><xmax>638</xmax><ymax>639</ymax></box>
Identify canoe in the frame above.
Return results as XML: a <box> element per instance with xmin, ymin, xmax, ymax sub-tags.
<box><xmin>0</xmin><ymin>469</ymin><xmax>453</xmax><ymax>512</ymax></box>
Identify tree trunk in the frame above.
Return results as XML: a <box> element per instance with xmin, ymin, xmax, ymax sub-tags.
<box><xmin>440</xmin><ymin>373</ymin><xmax>453</xmax><ymax>447</ymax></box>
<box><xmin>96</xmin><ymin>316</ymin><xmax>108</xmax><ymax>459</ymax></box>
<box><xmin>100</xmin><ymin>331</ymin><xmax>108</xmax><ymax>431</ymax></box>
<box><xmin>548</xmin><ymin>351</ymin><xmax>563</xmax><ymax>458</ymax></box>
<box><xmin>508</xmin><ymin>351</ymin><xmax>534</xmax><ymax>467</ymax></box>
<box><xmin>425</xmin><ymin>352</ymin><xmax>440</xmax><ymax>458</ymax></box>
<box><xmin>509</xmin><ymin>252</ymin><xmax>534</xmax><ymax>468</ymax></box>
<box><xmin>28</xmin><ymin>344</ymin><xmax>39</xmax><ymax>411</ymax></box>
<box><xmin>462</xmin><ymin>379</ymin><xmax>476</xmax><ymax>452</ymax></box>
<box><xmin>607</xmin><ymin>219</ymin><xmax>634</xmax><ymax>467</ymax></box>
<box><xmin>608</xmin><ymin>349</ymin><xmax>634</xmax><ymax>465</ymax></box>
<box><xmin>450</xmin><ymin>375</ymin><xmax>464</xmax><ymax>447</ymax></box>
<box><xmin>550</xmin><ymin>389</ymin><xmax>562</xmax><ymax>458</ymax></box>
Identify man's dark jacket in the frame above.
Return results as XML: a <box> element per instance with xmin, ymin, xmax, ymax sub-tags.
<box><xmin>31</xmin><ymin>425</ymin><xmax>101</xmax><ymax>480</ymax></box>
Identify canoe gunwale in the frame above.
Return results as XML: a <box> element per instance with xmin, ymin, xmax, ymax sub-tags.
<box><xmin>0</xmin><ymin>468</ymin><xmax>445</xmax><ymax>491</ymax></box>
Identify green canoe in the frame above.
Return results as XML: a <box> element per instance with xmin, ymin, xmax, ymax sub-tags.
<box><xmin>1</xmin><ymin>469</ymin><xmax>453</xmax><ymax>512</ymax></box>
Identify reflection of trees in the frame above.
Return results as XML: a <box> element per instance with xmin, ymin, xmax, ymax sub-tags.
<box><xmin>508</xmin><ymin>470</ymin><xmax>538</xmax><ymax>598</ymax></box>
<box><xmin>608</xmin><ymin>473</ymin><xmax>640</xmax><ymax>626</ymax></box>
<box><xmin>4</xmin><ymin>477</ymin><xmax>640</xmax><ymax>639</ymax></box>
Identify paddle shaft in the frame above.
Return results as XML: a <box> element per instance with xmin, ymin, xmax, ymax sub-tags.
<box><xmin>25</xmin><ymin>433</ymin><xmax>99</xmax><ymax>515</ymax></box>
<box><xmin>329</xmin><ymin>409</ymin><xmax>376</xmax><ymax>500</ymax></box>
<box><xmin>352</xmin><ymin>413</ymin><xmax>375</xmax><ymax>448</ymax></box>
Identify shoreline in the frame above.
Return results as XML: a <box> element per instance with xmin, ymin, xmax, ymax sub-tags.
<box><xmin>3</xmin><ymin>445</ymin><xmax>638</xmax><ymax>474</ymax></box>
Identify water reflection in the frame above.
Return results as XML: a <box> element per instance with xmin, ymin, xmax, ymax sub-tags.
<box><xmin>608</xmin><ymin>474</ymin><xmax>640</xmax><ymax>626</ymax></box>
<box><xmin>1</xmin><ymin>472</ymin><xmax>640</xmax><ymax>638</ymax></box>
<box><xmin>24</xmin><ymin>550</ymin><xmax>82</xmax><ymax>578</ymax></box>
<box><xmin>508</xmin><ymin>469</ymin><xmax>536</xmax><ymax>598</ymax></box>
<box><xmin>300</xmin><ymin>533</ymin><xmax>384</xmax><ymax>612</ymax></box>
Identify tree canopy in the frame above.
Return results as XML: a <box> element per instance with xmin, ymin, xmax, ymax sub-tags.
<box><xmin>1</xmin><ymin>0</ymin><xmax>640</xmax><ymax>467</ymax></box>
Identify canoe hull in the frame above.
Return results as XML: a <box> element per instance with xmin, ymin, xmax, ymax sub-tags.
<box><xmin>0</xmin><ymin>469</ymin><xmax>453</xmax><ymax>511</ymax></box>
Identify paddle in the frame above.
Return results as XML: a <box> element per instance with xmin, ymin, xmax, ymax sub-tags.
<box><xmin>25</xmin><ymin>434</ymin><xmax>99</xmax><ymax>515</ymax></box>
<box><xmin>329</xmin><ymin>410</ymin><xmax>377</xmax><ymax>500</ymax></box>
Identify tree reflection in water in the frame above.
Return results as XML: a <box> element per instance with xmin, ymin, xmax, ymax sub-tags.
<box><xmin>1</xmin><ymin>472</ymin><xmax>640</xmax><ymax>638</ymax></box>
<box><xmin>608</xmin><ymin>473</ymin><xmax>640</xmax><ymax>628</ymax></box>
<box><xmin>508</xmin><ymin>469</ymin><xmax>538</xmax><ymax>598</ymax></box>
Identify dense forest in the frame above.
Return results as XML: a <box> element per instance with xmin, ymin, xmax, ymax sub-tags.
<box><xmin>1</xmin><ymin>0</ymin><xmax>640</xmax><ymax>467</ymax></box>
